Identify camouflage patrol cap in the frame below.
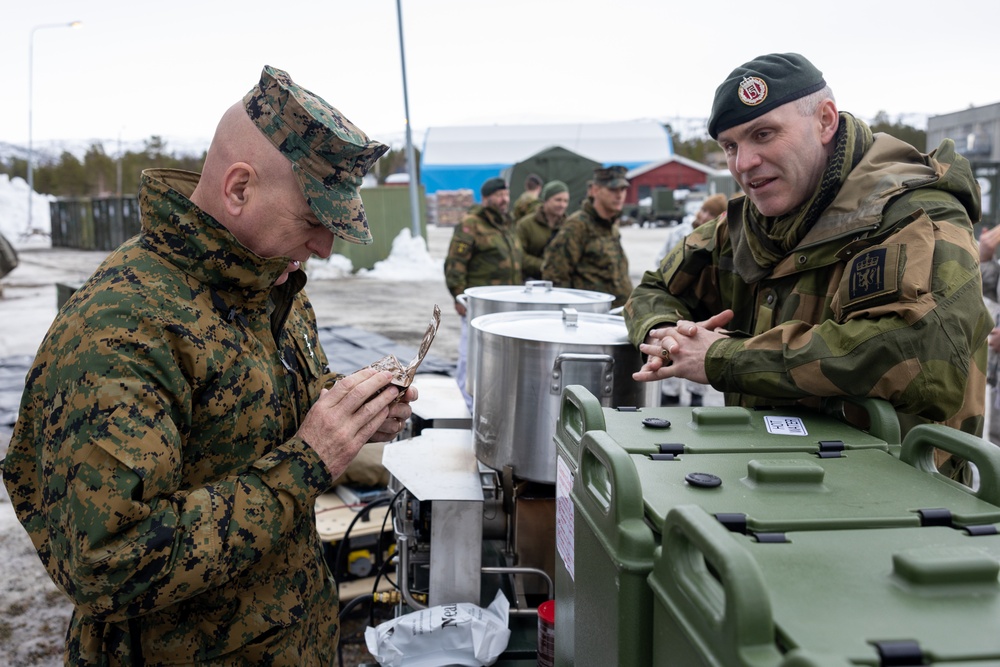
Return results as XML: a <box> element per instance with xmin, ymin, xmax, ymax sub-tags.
<box><xmin>244</xmin><ymin>65</ymin><xmax>389</xmax><ymax>245</ymax></box>
<box><xmin>708</xmin><ymin>53</ymin><xmax>826</xmax><ymax>139</ymax></box>
<box><xmin>594</xmin><ymin>165</ymin><xmax>629</xmax><ymax>189</ymax></box>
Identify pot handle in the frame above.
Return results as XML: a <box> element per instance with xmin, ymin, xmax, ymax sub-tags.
<box><xmin>523</xmin><ymin>280</ymin><xmax>553</xmax><ymax>292</ymax></box>
<box><xmin>456</xmin><ymin>293</ymin><xmax>468</xmax><ymax>307</ymax></box>
<box><xmin>551</xmin><ymin>353</ymin><xmax>615</xmax><ymax>397</ymax></box>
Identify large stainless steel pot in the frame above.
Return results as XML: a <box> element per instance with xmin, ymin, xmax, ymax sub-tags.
<box><xmin>471</xmin><ymin>308</ymin><xmax>657</xmax><ymax>483</ymax></box>
<box><xmin>458</xmin><ymin>281</ymin><xmax>614</xmax><ymax>396</ymax></box>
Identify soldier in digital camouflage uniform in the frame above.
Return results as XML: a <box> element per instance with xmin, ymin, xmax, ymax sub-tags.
<box><xmin>515</xmin><ymin>180</ymin><xmax>570</xmax><ymax>280</ymax></box>
<box><xmin>1</xmin><ymin>66</ymin><xmax>415</xmax><ymax>665</ymax></box>
<box><xmin>444</xmin><ymin>176</ymin><xmax>522</xmax><ymax>409</ymax></box>
<box><xmin>625</xmin><ymin>54</ymin><xmax>991</xmax><ymax>473</ymax></box>
<box><xmin>542</xmin><ymin>166</ymin><xmax>633</xmax><ymax>307</ymax></box>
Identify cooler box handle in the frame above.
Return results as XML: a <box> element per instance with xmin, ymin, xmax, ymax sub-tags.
<box><xmin>900</xmin><ymin>423</ymin><xmax>1000</xmax><ymax>505</ymax></box>
<box><xmin>557</xmin><ymin>385</ymin><xmax>608</xmax><ymax>459</ymax></box>
<box><xmin>821</xmin><ymin>396</ymin><xmax>900</xmax><ymax>445</ymax></box>
<box><xmin>574</xmin><ymin>430</ymin><xmax>654</xmax><ymax>564</ymax></box>
<box><xmin>659</xmin><ymin>505</ymin><xmax>777</xmax><ymax>659</ymax></box>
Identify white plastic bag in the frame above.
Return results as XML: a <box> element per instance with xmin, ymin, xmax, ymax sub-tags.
<box><xmin>364</xmin><ymin>590</ymin><xmax>511</xmax><ymax>666</ymax></box>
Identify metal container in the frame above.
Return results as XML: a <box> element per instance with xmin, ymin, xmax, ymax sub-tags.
<box><xmin>471</xmin><ymin>308</ymin><xmax>656</xmax><ymax>483</ymax></box>
<box><xmin>458</xmin><ymin>281</ymin><xmax>614</xmax><ymax>396</ymax></box>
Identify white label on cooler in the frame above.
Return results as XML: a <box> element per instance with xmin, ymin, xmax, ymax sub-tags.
<box><xmin>556</xmin><ymin>455</ymin><xmax>574</xmax><ymax>581</ymax></box>
<box><xmin>764</xmin><ymin>415</ymin><xmax>808</xmax><ymax>436</ymax></box>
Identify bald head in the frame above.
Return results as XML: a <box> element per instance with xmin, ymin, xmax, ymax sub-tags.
<box><xmin>190</xmin><ymin>101</ymin><xmax>298</xmax><ymax>225</ymax></box>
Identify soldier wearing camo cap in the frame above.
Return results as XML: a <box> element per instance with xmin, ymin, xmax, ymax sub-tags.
<box><xmin>542</xmin><ymin>165</ymin><xmax>633</xmax><ymax>307</ymax></box>
<box><xmin>2</xmin><ymin>65</ymin><xmax>413</xmax><ymax>664</ymax></box>
<box><xmin>515</xmin><ymin>180</ymin><xmax>570</xmax><ymax>280</ymax></box>
<box><xmin>625</xmin><ymin>53</ymin><xmax>991</xmax><ymax>472</ymax></box>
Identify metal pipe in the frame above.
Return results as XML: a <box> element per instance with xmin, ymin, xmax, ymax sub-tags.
<box><xmin>395</xmin><ymin>0</ymin><xmax>422</xmax><ymax>239</ymax></box>
<box><xmin>480</xmin><ymin>565</ymin><xmax>554</xmax><ymax>612</ymax></box>
<box><xmin>394</xmin><ymin>529</ymin><xmax>427</xmax><ymax>611</ymax></box>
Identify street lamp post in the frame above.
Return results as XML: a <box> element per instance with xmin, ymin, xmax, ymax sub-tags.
<box><xmin>395</xmin><ymin>0</ymin><xmax>422</xmax><ymax>240</ymax></box>
<box><xmin>27</xmin><ymin>20</ymin><xmax>82</xmax><ymax>236</ymax></box>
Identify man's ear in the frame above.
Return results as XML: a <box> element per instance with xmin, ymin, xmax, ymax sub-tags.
<box><xmin>222</xmin><ymin>162</ymin><xmax>254</xmax><ymax>217</ymax></box>
<box><xmin>818</xmin><ymin>99</ymin><xmax>839</xmax><ymax>146</ymax></box>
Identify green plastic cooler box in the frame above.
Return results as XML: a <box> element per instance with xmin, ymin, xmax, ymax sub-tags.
<box><xmin>565</xmin><ymin>424</ymin><xmax>1000</xmax><ymax>667</ymax></box>
<box><xmin>556</xmin><ymin>385</ymin><xmax>900</xmax><ymax>461</ymax></box>
<box><xmin>650</xmin><ymin>503</ymin><xmax>1000</xmax><ymax>666</ymax></box>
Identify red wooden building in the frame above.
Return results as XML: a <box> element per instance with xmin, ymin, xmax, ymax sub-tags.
<box><xmin>625</xmin><ymin>155</ymin><xmax>717</xmax><ymax>205</ymax></box>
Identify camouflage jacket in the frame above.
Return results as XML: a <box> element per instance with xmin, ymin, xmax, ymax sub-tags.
<box><xmin>542</xmin><ymin>200</ymin><xmax>633</xmax><ymax>307</ymax></box>
<box><xmin>515</xmin><ymin>207</ymin><xmax>562</xmax><ymax>280</ymax></box>
<box><xmin>511</xmin><ymin>191</ymin><xmax>541</xmax><ymax>221</ymax></box>
<box><xmin>444</xmin><ymin>204</ymin><xmax>522</xmax><ymax>298</ymax></box>
<box><xmin>624</xmin><ymin>137</ymin><xmax>990</xmax><ymax>435</ymax></box>
<box><xmin>2</xmin><ymin>169</ymin><xmax>340</xmax><ymax>665</ymax></box>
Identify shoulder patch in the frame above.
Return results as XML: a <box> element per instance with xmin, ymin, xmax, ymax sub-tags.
<box><xmin>842</xmin><ymin>245</ymin><xmax>901</xmax><ymax>309</ymax></box>
<box><xmin>454</xmin><ymin>241</ymin><xmax>470</xmax><ymax>255</ymax></box>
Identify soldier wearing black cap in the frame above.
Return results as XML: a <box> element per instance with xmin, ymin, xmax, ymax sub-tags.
<box><xmin>541</xmin><ymin>165</ymin><xmax>633</xmax><ymax>307</ymax></box>
<box><xmin>3</xmin><ymin>65</ymin><xmax>415</xmax><ymax>663</ymax></box>
<box><xmin>626</xmin><ymin>52</ymin><xmax>990</xmax><ymax>473</ymax></box>
<box><xmin>444</xmin><ymin>176</ymin><xmax>523</xmax><ymax>408</ymax></box>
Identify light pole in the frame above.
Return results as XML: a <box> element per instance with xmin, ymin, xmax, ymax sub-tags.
<box><xmin>395</xmin><ymin>0</ymin><xmax>422</xmax><ymax>240</ymax></box>
<box><xmin>27</xmin><ymin>20</ymin><xmax>82</xmax><ymax>235</ymax></box>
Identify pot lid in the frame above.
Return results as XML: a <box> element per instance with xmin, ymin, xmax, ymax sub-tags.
<box><xmin>463</xmin><ymin>281</ymin><xmax>614</xmax><ymax>306</ymax></box>
<box><xmin>472</xmin><ymin>308</ymin><xmax>631</xmax><ymax>345</ymax></box>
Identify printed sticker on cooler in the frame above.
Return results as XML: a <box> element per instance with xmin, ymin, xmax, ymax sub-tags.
<box><xmin>764</xmin><ymin>416</ymin><xmax>808</xmax><ymax>436</ymax></box>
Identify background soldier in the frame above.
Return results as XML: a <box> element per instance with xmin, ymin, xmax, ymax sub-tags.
<box><xmin>515</xmin><ymin>180</ymin><xmax>569</xmax><ymax>280</ymax></box>
<box><xmin>625</xmin><ymin>53</ymin><xmax>990</xmax><ymax>480</ymax></box>
<box><xmin>542</xmin><ymin>166</ymin><xmax>632</xmax><ymax>307</ymax></box>
<box><xmin>444</xmin><ymin>176</ymin><xmax>522</xmax><ymax>409</ymax></box>
<box><xmin>511</xmin><ymin>172</ymin><xmax>544</xmax><ymax>220</ymax></box>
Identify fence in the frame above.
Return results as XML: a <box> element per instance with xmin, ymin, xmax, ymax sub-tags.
<box><xmin>50</xmin><ymin>196</ymin><xmax>142</xmax><ymax>251</ymax></box>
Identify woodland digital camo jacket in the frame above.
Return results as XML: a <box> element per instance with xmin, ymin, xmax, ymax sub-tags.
<box><xmin>625</xmin><ymin>137</ymin><xmax>990</xmax><ymax>436</ymax></box>
<box><xmin>3</xmin><ymin>169</ymin><xmax>341</xmax><ymax>665</ymax></box>
<box><xmin>444</xmin><ymin>204</ymin><xmax>522</xmax><ymax>299</ymax></box>
<box><xmin>542</xmin><ymin>199</ymin><xmax>633</xmax><ymax>308</ymax></box>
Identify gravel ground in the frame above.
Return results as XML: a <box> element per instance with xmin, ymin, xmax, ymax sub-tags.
<box><xmin>0</xmin><ymin>222</ymin><xmax>676</xmax><ymax>666</ymax></box>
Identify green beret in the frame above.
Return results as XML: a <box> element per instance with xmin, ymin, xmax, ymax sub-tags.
<box><xmin>244</xmin><ymin>65</ymin><xmax>388</xmax><ymax>245</ymax></box>
<box><xmin>541</xmin><ymin>180</ymin><xmax>568</xmax><ymax>201</ymax></box>
<box><xmin>708</xmin><ymin>53</ymin><xmax>826</xmax><ymax>139</ymax></box>
<box><xmin>481</xmin><ymin>177</ymin><xmax>508</xmax><ymax>199</ymax></box>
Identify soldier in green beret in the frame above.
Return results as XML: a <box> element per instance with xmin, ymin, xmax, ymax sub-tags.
<box><xmin>515</xmin><ymin>180</ymin><xmax>570</xmax><ymax>280</ymax></box>
<box><xmin>542</xmin><ymin>166</ymin><xmax>633</xmax><ymax>307</ymax></box>
<box><xmin>444</xmin><ymin>176</ymin><xmax>523</xmax><ymax>408</ymax></box>
<box><xmin>625</xmin><ymin>53</ymin><xmax>991</xmax><ymax>476</ymax></box>
<box><xmin>2</xmin><ymin>66</ymin><xmax>415</xmax><ymax>664</ymax></box>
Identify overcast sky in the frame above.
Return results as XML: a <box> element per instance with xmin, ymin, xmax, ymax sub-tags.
<box><xmin>3</xmin><ymin>0</ymin><xmax>999</xmax><ymax>153</ymax></box>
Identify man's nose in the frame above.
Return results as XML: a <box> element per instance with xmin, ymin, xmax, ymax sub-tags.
<box><xmin>309</xmin><ymin>228</ymin><xmax>335</xmax><ymax>259</ymax></box>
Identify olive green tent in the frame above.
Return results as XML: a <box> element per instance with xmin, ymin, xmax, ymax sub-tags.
<box><xmin>504</xmin><ymin>146</ymin><xmax>602</xmax><ymax>216</ymax></box>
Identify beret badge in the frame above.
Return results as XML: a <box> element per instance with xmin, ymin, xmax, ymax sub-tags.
<box><xmin>738</xmin><ymin>76</ymin><xmax>768</xmax><ymax>106</ymax></box>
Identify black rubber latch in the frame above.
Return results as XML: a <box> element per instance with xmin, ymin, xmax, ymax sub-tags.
<box><xmin>871</xmin><ymin>640</ymin><xmax>924</xmax><ymax>666</ymax></box>
<box><xmin>616</xmin><ymin>406</ymin><xmax>639</xmax><ymax>412</ymax></box>
<box><xmin>816</xmin><ymin>451</ymin><xmax>843</xmax><ymax>459</ymax></box>
<box><xmin>685</xmin><ymin>472</ymin><xmax>722</xmax><ymax>488</ymax></box>
<box><xmin>753</xmin><ymin>532</ymin><xmax>788</xmax><ymax>543</ymax></box>
<box><xmin>818</xmin><ymin>440</ymin><xmax>845</xmax><ymax>453</ymax></box>
<box><xmin>649</xmin><ymin>453</ymin><xmax>677</xmax><ymax>461</ymax></box>
<box><xmin>714</xmin><ymin>513</ymin><xmax>748</xmax><ymax>534</ymax></box>
<box><xmin>642</xmin><ymin>417</ymin><xmax>671</xmax><ymax>429</ymax></box>
<box><xmin>658</xmin><ymin>443</ymin><xmax>685</xmax><ymax>455</ymax></box>
<box><xmin>918</xmin><ymin>508</ymin><xmax>953</xmax><ymax>527</ymax></box>
<box><xmin>964</xmin><ymin>524</ymin><xmax>999</xmax><ymax>536</ymax></box>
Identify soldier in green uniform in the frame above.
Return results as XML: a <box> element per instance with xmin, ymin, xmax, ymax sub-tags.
<box><xmin>511</xmin><ymin>173</ymin><xmax>543</xmax><ymax>220</ymax></box>
<box><xmin>444</xmin><ymin>176</ymin><xmax>522</xmax><ymax>409</ymax></box>
<box><xmin>1</xmin><ymin>66</ymin><xmax>415</xmax><ymax>665</ymax></box>
<box><xmin>625</xmin><ymin>53</ymin><xmax>990</xmax><ymax>466</ymax></box>
<box><xmin>542</xmin><ymin>166</ymin><xmax>633</xmax><ymax>307</ymax></box>
<box><xmin>515</xmin><ymin>180</ymin><xmax>570</xmax><ymax>280</ymax></box>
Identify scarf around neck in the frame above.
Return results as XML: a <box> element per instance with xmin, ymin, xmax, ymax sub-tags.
<box><xmin>736</xmin><ymin>111</ymin><xmax>873</xmax><ymax>276</ymax></box>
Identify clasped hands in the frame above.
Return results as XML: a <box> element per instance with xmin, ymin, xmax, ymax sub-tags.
<box><xmin>634</xmin><ymin>309</ymin><xmax>734</xmax><ymax>385</ymax></box>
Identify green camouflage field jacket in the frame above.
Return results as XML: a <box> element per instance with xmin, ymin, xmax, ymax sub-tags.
<box><xmin>514</xmin><ymin>207</ymin><xmax>562</xmax><ymax>280</ymax></box>
<box><xmin>444</xmin><ymin>205</ymin><xmax>522</xmax><ymax>299</ymax></box>
<box><xmin>625</xmin><ymin>137</ymin><xmax>990</xmax><ymax>435</ymax></box>
<box><xmin>2</xmin><ymin>169</ymin><xmax>340</xmax><ymax>665</ymax></box>
<box><xmin>542</xmin><ymin>200</ymin><xmax>632</xmax><ymax>307</ymax></box>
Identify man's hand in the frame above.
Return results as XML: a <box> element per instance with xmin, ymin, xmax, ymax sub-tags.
<box><xmin>989</xmin><ymin>326</ymin><xmax>1000</xmax><ymax>354</ymax></box>
<box><xmin>981</xmin><ymin>225</ymin><xmax>1000</xmax><ymax>262</ymax></box>
<box><xmin>634</xmin><ymin>309</ymin><xmax>735</xmax><ymax>384</ymax></box>
<box><xmin>297</xmin><ymin>368</ymin><xmax>413</xmax><ymax>478</ymax></box>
